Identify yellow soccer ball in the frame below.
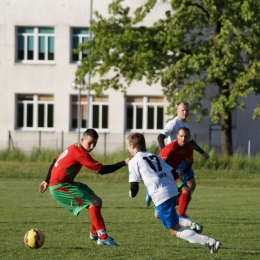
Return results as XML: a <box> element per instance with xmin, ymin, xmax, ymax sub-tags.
<box><xmin>24</xmin><ymin>228</ymin><xmax>45</xmax><ymax>249</ymax></box>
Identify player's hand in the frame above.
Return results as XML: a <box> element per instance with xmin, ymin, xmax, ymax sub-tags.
<box><xmin>39</xmin><ymin>181</ymin><xmax>49</xmax><ymax>193</ymax></box>
<box><xmin>202</xmin><ymin>153</ymin><xmax>209</xmax><ymax>159</ymax></box>
<box><xmin>125</xmin><ymin>157</ymin><xmax>132</xmax><ymax>165</ymax></box>
<box><xmin>177</xmin><ymin>171</ymin><xmax>185</xmax><ymax>179</ymax></box>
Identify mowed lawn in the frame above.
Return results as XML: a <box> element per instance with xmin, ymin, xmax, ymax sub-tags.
<box><xmin>0</xmin><ymin>162</ymin><xmax>259</xmax><ymax>260</ymax></box>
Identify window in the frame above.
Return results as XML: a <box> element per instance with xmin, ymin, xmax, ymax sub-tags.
<box><xmin>70</xmin><ymin>95</ymin><xmax>108</xmax><ymax>130</ymax></box>
<box><xmin>16</xmin><ymin>94</ymin><xmax>54</xmax><ymax>130</ymax></box>
<box><xmin>17</xmin><ymin>27</ymin><xmax>54</xmax><ymax>62</ymax></box>
<box><xmin>71</xmin><ymin>28</ymin><xmax>90</xmax><ymax>62</ymax></box>
<box><xmin>126</xmin><ymin>96</ymin><xmax>164</xmax><ymax>131</ymax></box>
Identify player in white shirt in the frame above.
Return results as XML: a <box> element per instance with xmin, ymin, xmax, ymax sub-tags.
<box><xmin>127</xmin><ymin>133</ymin><xmax>221</xmax><ymax>254</ymax></box>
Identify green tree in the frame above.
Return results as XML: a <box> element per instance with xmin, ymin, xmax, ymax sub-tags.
<box><xmin>76</xmin><ymin>0</ymin><xmax>260</xmax><ymax>155</ymax></box>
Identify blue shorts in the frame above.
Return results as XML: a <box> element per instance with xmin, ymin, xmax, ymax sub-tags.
<box><xmin>155</xmin><ymin>196</ymin><xmax>179</xmax><ymax>229</ymax></box>
<box><xmin>177</xmin><ymin>161</ymin><xmax>195</xmax><ymax>181</ymax></box>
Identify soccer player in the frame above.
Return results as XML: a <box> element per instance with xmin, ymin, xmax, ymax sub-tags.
<box><xmin>157</xmin><ymin>101</ymin><xmax>209</xmax><ymax>194</ymax></box>
<box><xmin>127</xmin><ymin>132</ymin><xmax>221</xmax><ymax>254</ymax></box>
<box><xmin>158</xmin><ymin>127</ymin><xmax>194</xmax><ymax>217</ymax></box>
<box><xmin>39</xmin><ymin>128</ymin><xmax>131</xmax><ymax>246</ymax></box>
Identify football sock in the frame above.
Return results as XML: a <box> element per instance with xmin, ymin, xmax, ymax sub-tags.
<box><xmin>89</xmin><ymin>206</ymin><xmax>107</xmax><ymax>240</ymax></box>
<box><xmin>178</xmin><ymin>215</ymin><xmax>192</xmax><ymax>227</ymax></box>
<box><xmin>176</xmin><ymin>227</ymin><xmax>215</xmax><ymax>245</ymax></box>
<box><xmin>178</xmin><ymin>192</ymin><xmax>191</xmax><ymax>216</ymax></box>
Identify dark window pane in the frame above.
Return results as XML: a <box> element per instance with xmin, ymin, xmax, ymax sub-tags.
<box><xmin>72</xmin><ymin>37</ymin><xmax>79</xmax><ymax>61</ymax></box>
<box><xmin>126</xmin><ymin>106</ymin><xmax>133</xmax><ymax>129</ymax></box>
<box><xmin>147</xmin><ymin>106</ymin><xmax>154</xmax><ymax>129</ymax></box>
<box><xmin>48</xmin><ymin>37</ymin><xmax>54</xmax><ymax>60</ymax></box>
<box><xmin>27</xmin><ymin>36</ymin><xmax>34</xmax><ymax>60</ymax></box>
<box><xmin>136</xmin><ymin>106</ymin><xmax>143</xmax><ymax>129</ymax></box>
<box><xmin>38</xmin><ymin>36</ymin><xmax>45</xmax><ymax>60</ymax></box>
<box><xmin>47</xmin><ymin>104</ymin><xmax>54</xmax><ymax>127</ymax></box>
<box><xmin>157</xmin><ymin>107</ymin><xmax>164</xmax><ymax>129</ymax></box>
<box><xmin>102</xmin><ymin>105</ymin><xmax>108</xmax><ymax>128</ymax></box>
<box><xmin>72</xmin><ymin>104</ymin><xmax>77</xmax><ymax>128</ymax></box>
<box><xmin>18</xmin><ymin>36</ymin><xmax>24</xmax><ymax>60</ymax></box>
<box><xmin>92</xmin><ymin>105</ymin><xmax>99</xmax><ymax>128</ymax></box>
<box><xmin>27</xmin><ymin>104</ymin><xmax>33</xmax><ymax>127</ymax></box>
<box><xmin>17</xmin><ymin>103</ymin><xmax>24</xmax><ymax>127</ymax></box>
<box><xmin>38</xmin><ymin>104</ymin><xmax>44</xmax><ymax>127</ymax></box>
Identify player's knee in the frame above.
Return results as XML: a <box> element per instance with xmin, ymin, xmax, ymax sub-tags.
<box><xmin>181</xmin><ymin>185</ymin><xmax>191</xmax><ymax>195</ymax></box>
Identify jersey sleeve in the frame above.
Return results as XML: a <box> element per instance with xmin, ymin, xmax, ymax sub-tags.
<box><xmin>77</xmin><ymin>152</ymin><xmax>103</xmax><ymax>172</ymax></box>
<box><xmin>158</xmin><ymin>144</ymin><xmax>172</xmax><ymax>162</ymax></box>
<box><xmin>128</xmin><ymin>160</ymin><xmax>141</xmax><ymax>183</ymax></box>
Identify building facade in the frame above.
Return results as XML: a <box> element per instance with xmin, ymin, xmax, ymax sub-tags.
<box><xmin>0</xmin><ymin>0</ymin><xmax>259</xmax><ymax>155</ymax></box>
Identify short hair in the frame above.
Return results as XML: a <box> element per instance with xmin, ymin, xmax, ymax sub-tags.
<box><xmin>83</xmin><ymin>128</ymin><xmax>99</xmax><ymax>139</ymax></box>
<box><xmin>177</xmin><ymin>101</ymin><xmax>189</xmax><ymax>107</ymax></box>
<box><xmin>177</xmin><ymin>127</ymin><xmax>190</xmax><ymax>136</ymax></box>
<box><xmin>127</xmin><ymin>133</ymin><xmax>147</xmax><ymax>152</ymax></box>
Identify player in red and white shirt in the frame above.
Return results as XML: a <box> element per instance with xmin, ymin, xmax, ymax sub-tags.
<box><xmin>127</xmin><ymin>132</ymin><xmax>221</xmax><ymax>254</ymax></box>
<box><xmin>39</xmin><ymin>128</ymin><xmax>131</xmax><ymax>246</ymax></box>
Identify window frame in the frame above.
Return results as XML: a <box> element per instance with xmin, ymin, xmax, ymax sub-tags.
<box><xmin>70</xmin><ymin>94</ymin><xmax>109</xmax><ymax>132</ymax></box>
<box><xmin>16</xmin><ymin>27</ymin><xmax>55</xmax><ymax>64</ymax></box>
<box><xmin>16</xmin><ymin>94</ymin><xmax>54</xmax><ymax>131</ymax></box>
<box><xmin>71</xmin><ymin>27</ymin><xmax>90</xmax><ymax>63</ymax></box>
<box><xmin>126</xmin><ymin>96</ymin><xmax>165</xmax><ymax>132</ymax></box>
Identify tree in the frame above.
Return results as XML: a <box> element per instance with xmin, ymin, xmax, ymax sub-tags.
<box><xmin>76</xmin><ymin>0</ymin><xmax>260</xmax><ymax>155</ymax></box>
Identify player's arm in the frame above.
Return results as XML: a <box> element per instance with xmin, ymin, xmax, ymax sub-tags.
<box><xmin>97</xmin><ymin>158</ymin><xmax>130</xmax><ymax>175</ymax></box>
<box><xmin>157</xmin><ymin>133</ymin><xmax>166</xmax><ymax>149</ymax></box>
<box><xmin>189</xmin><ymin>139</ymin><xmax>209</xmax><ymax>159</ymax></box>
<box><xmin>39</xmin><ymin>158</ymin><xmax>56</xmax><ymax>193</ymax></box>
<box><xmin>129</xmin><ymin>182</ymin><xmax>139</xmax><ymax>198</ymax></box>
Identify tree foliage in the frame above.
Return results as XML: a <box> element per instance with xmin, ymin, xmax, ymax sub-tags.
<box><xmin>76</xmin><ymin>0</ymin><xmax>260</xmax><ymax>155</ymax></box>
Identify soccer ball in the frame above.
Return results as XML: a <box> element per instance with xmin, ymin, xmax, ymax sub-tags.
<box><xmin>24</xmin><ymin>228</ymin><xmax>45</xmax><ymax>249</ymax></box>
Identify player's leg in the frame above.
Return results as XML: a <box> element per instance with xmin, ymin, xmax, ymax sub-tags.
<box><xmin>178</xmin><ymin>215</ymin><xmax>203</xmax><ymax>234</ymax></box>
<box><xmin>155</xmin><ymin>196</ymin><xmax>221</xmax><ymax>254</ymax></box>
<box><xmin>187</xmin><ymin>176</ymin><xmax>196</xmax><ymax>193</ymax></box>
<box><xmin>88</xmin><ymin>194</ymin><xmax>103</xmax><ymax>240</ymax></box>
<box><xmin>178</xmin><ymin>184</ymin><xmax>191</xmax><ymax>217</ymax></box>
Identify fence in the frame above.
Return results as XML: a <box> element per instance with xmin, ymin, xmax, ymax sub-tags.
<box><xmin>1</xmin><ymin>130</ymin><xmax>214</xmax><ymax>155</ymax></box>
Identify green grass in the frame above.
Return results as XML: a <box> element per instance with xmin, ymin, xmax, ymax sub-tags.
<box><xmin>0</xmin><ymin>162</ymin><xmax>260</xmax><ymax>259</ymax></box>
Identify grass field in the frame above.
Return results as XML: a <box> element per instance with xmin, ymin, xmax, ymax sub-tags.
<box><xmin>0</xmin><ymin>162</ymin><xmax>260</xmax><ymax>260</ymax></box>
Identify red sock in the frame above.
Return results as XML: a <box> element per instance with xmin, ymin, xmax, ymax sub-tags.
<box><xmin>89</xmin><ymin>206</ymin><xmax>107</xmax><ymax>239</ymax></box>
<box><xmin>178</xmin><ymin>193</ymin><xmax>191</xmax><ymax>216</ymax></box>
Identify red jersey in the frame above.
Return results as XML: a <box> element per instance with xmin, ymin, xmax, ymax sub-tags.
<box><xmin>158</xmin><ymin>140</ymin><xmax>193</xmax><ymax>169</ymax></box>
<box><xmin>49</xmin><ymin>143</ymin><xmax>103</xmax><ymax>185</ymax></box>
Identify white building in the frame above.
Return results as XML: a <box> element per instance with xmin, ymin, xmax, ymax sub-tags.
<box><xmin>0</xmin><ymin>0</ymin><xmax>259</xmax><ymax>155</ymax></box>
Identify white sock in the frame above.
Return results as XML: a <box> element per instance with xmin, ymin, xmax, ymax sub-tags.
<box><xmin>176</xmin><ymin>227</ymin><xmax>214</xmax><ymax>245</ymax></box>
<box><xmin>178</xmin><ymin>216</ymin><xmax>193</xmax><ymax>228</ymax></box>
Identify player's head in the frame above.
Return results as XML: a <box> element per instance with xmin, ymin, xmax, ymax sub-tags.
<box><xmin>80</xmin><ymin>128</ymin><xmax>99</xmax><ymax>152</ymax></box>
<box><xmin>176</xmin><ymin>127</ymin><xmax>190</xmax><ymax>147</ymax></box>
<box><xmin>176</xmin><ymin>101</ymin><xmax>189</xmax><ymax>121</ymax></box>
<box><xmin>127</xmin><ymin>133</ymin><xmax>147</xmax><ymax>155</ymax></box>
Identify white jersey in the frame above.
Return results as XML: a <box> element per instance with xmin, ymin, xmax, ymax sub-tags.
<box><xmin>161</xmin><ymin>117</ymin><xmax>192</xmax><ymax>144</ymax></box>
<box><xmin>128</xmin><ymin>151</ymin><xmax>178</xmax><ymax>206</ymax></box>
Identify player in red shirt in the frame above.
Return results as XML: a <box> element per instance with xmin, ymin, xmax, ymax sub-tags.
<box><xmin>158</xmin><ymin>127</ymin><xmax>193</xmax><ymax>217</ymax></box>
<box><xmin>39</xmin><ymin>128</ymin><xmax>131</xmax><ymax>246</ymax></box>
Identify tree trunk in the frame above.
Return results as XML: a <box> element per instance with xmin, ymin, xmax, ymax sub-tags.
<box><xmin>221</xmin><ymin>112</ymin><xmax>233</xmax><ymax>155</ymax></box>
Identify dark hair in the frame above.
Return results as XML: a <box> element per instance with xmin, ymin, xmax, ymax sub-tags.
<box><xmin>127</xmin><ymin>133</ymin><xmax>147</xmax><ymax>152</ymax></box>
<box><xmin>177</xmin><ymin>127</ymin><xmax>190</xmax><ymax>135</ymax></box>
<box><xmin>83</xmin><ymin>129</ymin><xmax>99</xmax><ymax>139</ymax></box>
